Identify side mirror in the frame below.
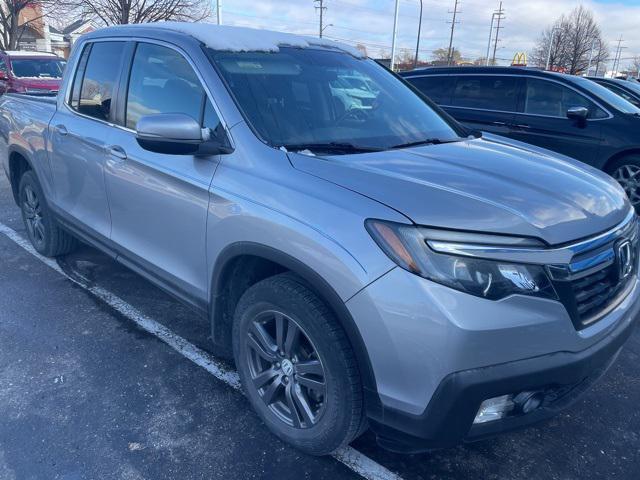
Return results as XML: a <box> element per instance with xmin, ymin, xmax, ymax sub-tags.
<box><xmin>567</xmin><ymin>106</ymin><xmax>589</xmax><ymax>122</ymax></box>
<box><xmin>136</xmin><ymin>113</ymin><xmax>233</xmax><ymax>156</ymax></box>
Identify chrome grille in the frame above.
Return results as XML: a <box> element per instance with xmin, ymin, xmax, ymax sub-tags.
<box><xmin>549</xmin><ymin>214</ymin><xmax>638</xmax><ymax>329</ymax></box>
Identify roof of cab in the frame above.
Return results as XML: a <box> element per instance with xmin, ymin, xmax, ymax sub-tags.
<box><xmin>83</xmin><ymin>22</ymin><xmax>364</xmax><ymax>58</ymax></box>
<box><xmin>400</xmin><ymin>66</ymin><xmax>561</xmax><ymax>78</ymax></box>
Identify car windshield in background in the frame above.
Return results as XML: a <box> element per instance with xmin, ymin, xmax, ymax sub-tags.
<box><xmin>11</xmin><ymin>58</ymin><xmax>65</xmax><ymax>79</ymax></box>
<box><xmin>207</xmin><ymin>47</ymin><xmax>463</xmax><ymax>153</ymax></box>
<box><xmin>572</xmin><ymin>76</ymin><xmax>640</xmax><ymax>115</ymax></box>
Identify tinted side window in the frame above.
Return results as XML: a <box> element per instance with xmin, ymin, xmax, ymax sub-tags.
<box><xmin>451</xmin><ymin>75</ymin><xmax>519</xmax><ymax>111</ymax></box>
<box><xmin>69</xmin><ymin>45</ymin><xmax>91</xmax><ymax>110</ymax></box>
<box><xmin>126</xmin><ymin>43</ymin><xmax>206</xmax><ymax>129</ymax></box>
<box><xmin>408</xmin><ymin>76</ymin><xmax>453</xmax><ymax>104</ymax></box>
<box><xmin>524</xmin><ymin>78</ymin><xmax>607</xmax><ymax>119</ymax></box>
<box><xmin>76</xmin><ymin>42</ymin><xmax>125</xmax><ymax>121</ymax></box>
<box><xmin>601</xmin><ymin>84</ymin><xmax>640</xmax><ymax>108</ymax></box>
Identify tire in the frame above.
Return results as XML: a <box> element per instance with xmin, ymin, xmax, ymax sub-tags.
<box><xmin>606</xmin><ymin>155</ymin><xmax>640</xmax><ymax>211</ymax></box>
<box><xmin>18</xmin><ymin>170</ymin><xmax>77</xmax><ymax>257</ymax></box>
<box><xmin>232</xmin><ymin>272</ymin><xmax>365</xmax><ymax>455</ymax></box>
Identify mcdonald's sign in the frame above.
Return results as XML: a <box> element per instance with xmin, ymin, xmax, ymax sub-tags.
<box><xmin>511</xmin><ymin>52</ymin><xmax>527</xmax><ymax>67</ymax></box>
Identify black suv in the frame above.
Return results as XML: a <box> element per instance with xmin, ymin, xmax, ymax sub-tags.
<box><xmin>587</xmin><ymin>77</ymin><xmax>640</xmax><ymax>108</ymax></box>
<box><xmin>401</xmin><ymin>67</ymin><xmax>640</xmax><ymax>207</ymax></box>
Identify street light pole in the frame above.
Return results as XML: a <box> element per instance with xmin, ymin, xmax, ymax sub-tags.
<box><xmin>587</xmin><ymin>39</ymin><xmax>599</xmax><ymax>76</ymax></box>
<box><xmin>216</xmin><ymin>0</ymin><xmax>222</xmax><ymax>25</ymax></box>
<box><xmin>413</xmin><ymin>0</ymin><xmax>423</xmax><ymax>69</ymax></box>
<box><xmin>390</xmin><ymin>0</ymin><xmax>400</xmax><ymax>71</ymax></box>
<box><xmin>546</xmin><ymin>28</ymin><xmax>558</xmax><ymax>71</ymax></box>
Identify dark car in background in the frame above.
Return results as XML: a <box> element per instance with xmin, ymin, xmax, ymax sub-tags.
<box><xmin>588</xmin><ymin>77</ymin><xmax>640</xmax><ymax>108</ymax></box>
<box><xmin>401</xmin><ymin>67</ymin><xmax>640</xmax><ymax>207</ymax></box>
<box><xmin>0</xmin><ymin>51</ymin><xmax>66</xmax><ymax>96</ymax></box>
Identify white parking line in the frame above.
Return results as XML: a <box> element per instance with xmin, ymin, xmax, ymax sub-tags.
<box><xmin>0</xmin><ymin>222</ymin><xmax>403</xmax><ymax>480</ymax></box>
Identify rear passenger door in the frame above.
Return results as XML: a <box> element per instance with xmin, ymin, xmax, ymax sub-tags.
<box><xmin>49</xmin><ymin>41</ymin><xmax>127</xmax><ymax>241</ymax></box>
<box><xmin>445</xmin><ymin>75</ymin><xmax>522</xmax><ymax>137</ymax></box>
<box><xmin>509</xmin><ymin>78</ymin><xmax>603</xmax><ymax>163</ymax></box>
<box><xmin>104</xmin><ymin>41</ymin><xmax>223</xmax><ymax>307</ymax></box>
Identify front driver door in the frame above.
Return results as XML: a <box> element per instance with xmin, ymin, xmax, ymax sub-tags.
<box><xmin>104</xmin><ymin>41</ymin><xmax>223</xmax><ymax>307</ymax></box>
<box><xmin>508</xmin><ymin>77</ymin><xmax>603</xmax><ymax>164</ymax></box>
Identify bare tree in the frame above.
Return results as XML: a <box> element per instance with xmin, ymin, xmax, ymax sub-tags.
<box><xmin>433</xmin><ymin>47</ymin><xmax>462</xmax><ymax>64</ymax></box>
<box><xmin>530</xmin><ymin>6</ymin><xmax>608</xmax><ymax>75</ymax></box>
<box><xmin>74</xmin><ymin>0</ymin><xmax>210</xmax><ymax>26</ymax></box>
<box><xmin>0</xmin><ymin>0</ymin><xmax>68</xmax><ymax>50</ymax></box>
<box><xmin>628</xmin><ymin>56</ymin><xmax>640</xmax><ymax>78</ymax></box>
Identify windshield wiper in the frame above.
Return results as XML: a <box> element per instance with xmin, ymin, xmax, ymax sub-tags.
<box><xmin>390</xmin><ymin>137</ymin><xmax>463</xmax><ymax>149</ymax></box>
<box><xmin>280</xmin><ymin>142</ymin><xmax>384</xmax><ymax>154</ymax></box>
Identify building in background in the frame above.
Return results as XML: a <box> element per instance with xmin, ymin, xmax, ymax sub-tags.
<box><xmin>15</xmin><ymin>5</ymin><xmax>94</xmax><ymax>58</ymax></box>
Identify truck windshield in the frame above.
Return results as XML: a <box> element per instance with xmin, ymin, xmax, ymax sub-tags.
<box><xmin>207</xmin><ymin>47</ymin><xmax>463</xmax><ymax>153</ymax></box>
<box><xmin>11</xmin><ymin>58</ymin><xmax>66</xmax><ymax>79</ymax></box>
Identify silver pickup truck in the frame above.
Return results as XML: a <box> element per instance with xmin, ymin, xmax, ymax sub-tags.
<box><xmin>1</xmin><ymin>22</ymin><xmax>639</xmax><ymax>455</ymax></box>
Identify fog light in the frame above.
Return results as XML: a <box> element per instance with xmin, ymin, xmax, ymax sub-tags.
<box><xmin>473</xmin><ymin>395</ymin><xmax>515</xmax><ymax>424</ymax></box>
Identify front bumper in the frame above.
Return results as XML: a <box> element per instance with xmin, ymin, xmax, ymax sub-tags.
<box><xmin>347</xmin><ymin>267</ymin><xmax>640</xmax><ymax>453</ymax></box>
<box><xmin>369</xmin><ymin>311</ymin><xmax>636</xmax><ymax>453</ymax></box>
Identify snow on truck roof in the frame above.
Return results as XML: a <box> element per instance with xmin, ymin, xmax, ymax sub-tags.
<box><xmin>123</xmin><ymin>22</ymin><xmax>364</xmax><ymax>58</ymax></box>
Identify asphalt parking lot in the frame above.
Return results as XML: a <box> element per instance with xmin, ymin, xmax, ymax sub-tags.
<box><xmin>1</xmin><ymin>173</ymin><xmax>639</xmax><ymax>480</ymax></box>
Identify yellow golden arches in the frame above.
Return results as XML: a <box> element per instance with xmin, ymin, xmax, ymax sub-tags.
<box><xmin>511</xmin><ymin>52</ymin><xmax>527</xmax><ymax>67</ymax></box>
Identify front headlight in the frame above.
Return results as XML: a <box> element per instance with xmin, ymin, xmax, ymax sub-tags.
<box><xmin>366</xmin><ymin>219</ymin><xmax>557</xmax><ymax>301</ymax></box>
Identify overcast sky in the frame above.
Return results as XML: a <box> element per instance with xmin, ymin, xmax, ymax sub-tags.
<box><xmin>219</xmin><ymin>0</ymin><xmax>639</xmax><ymax>67</ymax></box>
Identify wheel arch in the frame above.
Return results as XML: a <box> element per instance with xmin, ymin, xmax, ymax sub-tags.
<box><xmin>7</xmin><ymin>146</ymin><xmax>35</xmax><ymax>204</ymax></box>
<box><xmin>603</xmin><ymin>148</ymin><xmax>640</xmax><ymax>173</ymax></box>
<box><xmin>209</xmin><ymin>241</ymin><xmax>381</xmax><ymax>413</ymax></box>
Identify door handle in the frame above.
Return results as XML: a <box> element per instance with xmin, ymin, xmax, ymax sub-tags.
<box><xmin>54</xmin><ymin>124</ymin><xmax>68</xmax><ymax>136</ymax></box>
<box><xmin>108</xmin><ymin>145</ymin><xmax>127</xmax><ymax>161</ymax></box>
<box><xmin>491</xmin><ymin>121</ymin><xmax>507</xmax><ymax>126</ymax></box>
<box><xmin>513</xmin><ymin>124</ymin><xmax>531</xmax><ymax>130</ymax></box>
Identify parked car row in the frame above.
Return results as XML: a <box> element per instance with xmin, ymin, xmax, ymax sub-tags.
<box><xmin>401</xmin><ymin>67</ymin><xmax>640</xmax><ymax>208</ymax></box>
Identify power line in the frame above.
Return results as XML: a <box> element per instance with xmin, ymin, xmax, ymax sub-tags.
<box><xmin>446</xmin><ymin>0</ymin><xmax>461</xmax><ymax>65</ymax></box>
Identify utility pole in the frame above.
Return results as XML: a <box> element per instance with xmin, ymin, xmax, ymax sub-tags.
<box><xmin>612</xmin><ymin>36</ymin><xmax>625</xmax><ymax>75</ymax></box>
<box><xmin>587</xmin><ymin>39</ymin><xmax>599</xmax><ymax>76</ymax></box>
<box><xmin>491</xmin><ymin>2</ymin><xmax>505</xmax><ymax>66</ymax></box>
<box><xmin>216</xmin><ymin>0</ymin><xmax>222</xmax><ymax>25</ymax></box>
<box><xmin>314</xmin><ymin>0</ymin><xmax>327</xmax><ymax>38</ymax></box>
<box><xmin>413</xmin><ymin>0</ymin><xmax>424</xmax><ymax>69</ymax></box>
<box><xmin>390</xmin><ymin>0</ymin><xmax>400</xmax><ymax>71</ymax></box>
<box><xmin>485</xmin><ymin>12</ymin><xmax>496</xmax><ymax>66</ymax></box>
<box><xmin>446</xmin><ymin>0</ymin><xmax>461</xmax><ymax>66</ymax></box>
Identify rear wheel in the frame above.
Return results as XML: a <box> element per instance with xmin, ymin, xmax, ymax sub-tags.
<box><xmin>232</xmin><ymin>273</ymin><xmax>365</xmax><ymax>455</ymax></box>
<box><xmin>19</xmin><ymin>170</ymin><xmax>77</xmax><ymax>257</ymax></box>
<box><xmin>608</xmin><ymin>155</ymin><xmax>640</xmax><ymax>210</ymax></box>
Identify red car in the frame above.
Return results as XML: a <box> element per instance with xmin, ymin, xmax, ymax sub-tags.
<box><xmin>0</xmin><ymin>51</ymin><xmax>66</xmax><ymax>95</ymax></box>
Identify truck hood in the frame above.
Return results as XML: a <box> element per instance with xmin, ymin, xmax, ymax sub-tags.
<box><xmin>289</xmin><ymin>135</ymin><xmax>631</xmax><ymax>245</ymax></box>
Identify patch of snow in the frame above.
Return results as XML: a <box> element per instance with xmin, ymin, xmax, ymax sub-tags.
<box><xmin>124</xmin><ymin>22</ymin><xmax>364</xmax><ymax>58</ymax></box>
<box><xmin>297</xmin><ymin>149</ymin><xmax>316</xmax><ymax>156</ymax></box>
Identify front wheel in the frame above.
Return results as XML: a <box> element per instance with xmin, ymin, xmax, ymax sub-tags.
<box><xmin>232</xmin><ymin>273</ymin><xmax>365</xmax><ymax>455</ymax></box>
<box><xmin>608</xmin><ymin>155</ymin><xmax>640</xmax><ymax>211</ymax></box>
